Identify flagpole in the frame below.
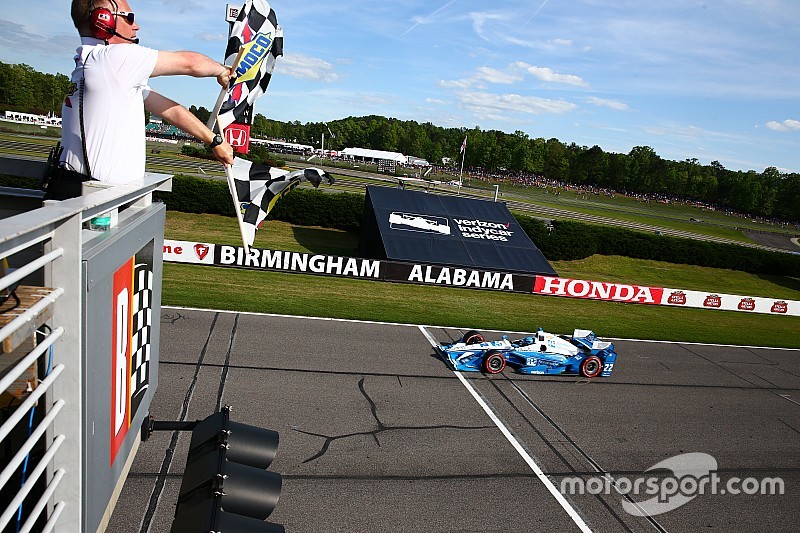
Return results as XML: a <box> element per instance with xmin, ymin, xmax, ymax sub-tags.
<box><xmin>206</xmin><ymin>89</ymin><xmax>229</xmax><ymax>130</ymax></box>
<box><xmin>224</xmin><ymin>162</ymin><xmax>252</xmax><ymax>257</ymax></box>
<box><xmin>206</xmin><ymin>47</ymin><xmax>249</xmax><ymax>254</ymax></box>
<box><xmin>206</xmin><ymin>48</ymin><xmax>246</xmax><ymax>131</ymax></box>
<box><xmin>459</xmin><ymin>136</ymin><xmax>466</xmax><ymax>191</ymax></box>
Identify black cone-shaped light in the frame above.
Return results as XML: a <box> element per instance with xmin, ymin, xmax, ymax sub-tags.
<box><xmin>170</xmin><ymin>406</ymin><xmax>283</xmax><ymax>532</ymax></box>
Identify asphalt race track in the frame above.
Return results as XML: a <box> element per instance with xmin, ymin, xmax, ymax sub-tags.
<box><xmin>108</xmin><ymin>308</ymin><xmax>799</xmax><ymax>532</ymax></box>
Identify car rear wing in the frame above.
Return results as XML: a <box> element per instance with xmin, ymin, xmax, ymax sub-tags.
<box><xmin>571</xmin><ymin>329</ymin><xmax>615</xmax><ymax>354</ymax></box>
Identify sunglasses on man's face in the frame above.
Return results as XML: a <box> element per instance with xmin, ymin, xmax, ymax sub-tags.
<box><xmin>114</xmin><ymin>11</ymin><xmax>135</xmax><ymax>24</ymax></box>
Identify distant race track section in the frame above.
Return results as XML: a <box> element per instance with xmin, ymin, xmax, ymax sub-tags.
<box><xmin>163</xmin><ymin>240</ymin><xmax>800</xmax><ymax>316</ymax></box>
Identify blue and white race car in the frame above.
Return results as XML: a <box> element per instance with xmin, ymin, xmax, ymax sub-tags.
<box><xmin>438</xmin><ymin>328</ymin><xmax>617</xmax><ymax>377</ymax></box>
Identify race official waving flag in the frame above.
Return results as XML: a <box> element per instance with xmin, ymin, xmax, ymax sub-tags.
<box><xmin>231</xmin><ymin>158</ymin><xmax>335</xmax><ymax>249</ymax></box>
<box><xmin>216</xmin><ymin>0</ymin><xmax>284</xmax><ymax>132</ymax></box>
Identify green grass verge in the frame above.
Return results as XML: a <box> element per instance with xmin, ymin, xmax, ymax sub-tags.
<box><xmin>163</xmin><ymin>264</ymin><xmax>800</xmax><ymax>348</ymax></box>
<box><xmin>164</xmin><ymin>212</ymin><xmax>800</xmax><ymax>348</ymax></box>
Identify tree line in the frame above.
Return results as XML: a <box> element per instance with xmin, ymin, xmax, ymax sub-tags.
<box><xmin>0</xmin><ymin>62</ymin><xmax>71</xmax><ymax>116</ymax></box>
<box><xmin>243</xmin><ymin>114</ymin><xmax>800</xmax><ymax>224</ymax></box>
<box><xmin>1</xmin><ymin>61</ymin><xmax>797</xmax><ymax>223</ymax></box>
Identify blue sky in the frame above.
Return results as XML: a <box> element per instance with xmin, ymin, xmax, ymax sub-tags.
<box><xmin>1</xmin><ymin>0</ymin><xmax>798</xmax><ymax>172</ymax></box>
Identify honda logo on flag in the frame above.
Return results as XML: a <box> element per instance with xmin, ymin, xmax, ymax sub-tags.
<box><xmin>225</xmin><ymin>123</ymin><xmax>251</xmax><ymax>154</ymax></box>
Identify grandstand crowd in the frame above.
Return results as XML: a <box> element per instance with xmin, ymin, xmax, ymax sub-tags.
<box><xmin>145</xmin><ymin>121</ymin><xmax>193</xmax><ymax>141</ymax></box>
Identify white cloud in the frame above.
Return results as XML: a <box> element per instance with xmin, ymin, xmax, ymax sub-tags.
<box><xmin>474</xmin><ymin>66</ymin><xmax>523</xmax><ymax>85</ymax></box>
<box><xmin>442</xmin><ymin>62</ymin><xmax>587</xmax><ymax>90</ymax></box>
<box><xmin>644</xmin><ymin>123</ymin><xmax>708</xmax><ymax>139</ymax></box>
<box><xmin>644</xmin><ymin>127</ymin><xmax>666</xmax><ymax>136</ymax></box>
<box><xmin>468</xmin><ymin>11</ymin><xmax>506</xmax><ymax>42</ymax></box>
<box><xmin>440</xmin><ymin>78</ymin><xmax>476</xmax><ymax>90</ymax></box>
<box><xmin>0</xmin><ymin>19</ymin><xmax>75</xmax><ymax>59</ymax></box>
<box><xmin>503</xmin><ymin>36</ymin><xmax>574</xmax><ymax>50</ymax></box>
<box><xmin>277</xmin><ymin>54</ymin><xmax>340</xmax><ymax>82</ymax></box>
<box><xmin>459</xmin><ymin>91</ymin><xmax>577</xmax><ymax>117</ymax></box>
<box><xmin>765</xmin><ymin>119</ymin><xmax>800</xmax><ymax>132</ymax></box>
<box><xmin>514</xmin><ymin>62</ymin><xmax>589</xmax><ymax>87</ymax></box>
<box><xmin>586</xmin><ymin>97</ymin><xmax>629</xmax><ymax>110</ymax></box>
<box><xmin>194</xmin><ymin>33</ymin><xmax>226</xmax><ymax>43</ymax></box>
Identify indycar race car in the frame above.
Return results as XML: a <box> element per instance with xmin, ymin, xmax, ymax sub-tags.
<box><xmin>438</xmin><ymin>328</ymin><xmax>617</xmax><ymax>377</ymax></box>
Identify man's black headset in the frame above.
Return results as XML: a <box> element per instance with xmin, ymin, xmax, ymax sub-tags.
<box><xmin>90</xmin><ymin>4</ymin><xmax>139</xmax><ymax>43</ymax></box>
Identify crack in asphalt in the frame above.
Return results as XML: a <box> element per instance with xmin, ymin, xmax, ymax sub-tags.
<box><xmin>293</xmin><ymin>376</ymin><xmax>494</xmax><ymax>464</ymax></box>
<box><xmin>160</xmin><ymin>311</ymin><xmax>186</xmax><ymax>324</ymax></box>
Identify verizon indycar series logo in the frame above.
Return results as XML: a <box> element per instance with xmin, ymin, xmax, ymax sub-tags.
<box><xmin>389</xmin><ymin>212</ymin><xmax>451</xmax><ymax>235</ymax></box>
<box><xmin>454</xmin><ymin>218</ymin><xmax>514</xmax><ymax>241</ymax></box>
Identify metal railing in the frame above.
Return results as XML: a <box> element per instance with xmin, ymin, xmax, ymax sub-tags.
<box><xmin>0</xmin><ymin>158</ymin><xmax>171</xmax><ymax>532</ymax></box>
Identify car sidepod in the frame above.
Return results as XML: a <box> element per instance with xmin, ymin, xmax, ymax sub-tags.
<box><xmin>508</xmin><ymin>346</ymin><xmax>570</xmax><ymax>375</ymax></box>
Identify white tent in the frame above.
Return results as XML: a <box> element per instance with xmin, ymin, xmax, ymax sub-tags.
<box><xmin>340</xmin><ymin>147</ymin><xmax>407</xmax><ymax>164</ymax></box>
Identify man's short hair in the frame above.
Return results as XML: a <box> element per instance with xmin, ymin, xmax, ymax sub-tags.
<box><xmin>71</xmin><ymin>0</ymin><xmax>112</xmax><ymax>34</ymax></box>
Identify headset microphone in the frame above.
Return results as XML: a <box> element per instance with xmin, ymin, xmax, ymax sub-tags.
<box><xmin>113</xmin><ymin>31</ymin><xmax>139</xmax><ymax>44</ymax></box>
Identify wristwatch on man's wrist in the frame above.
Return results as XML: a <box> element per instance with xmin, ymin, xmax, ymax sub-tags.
<box><xmin>208</xmin><ymin>134</ymin><xmax>224</xmax><ymax>149</ymax></box>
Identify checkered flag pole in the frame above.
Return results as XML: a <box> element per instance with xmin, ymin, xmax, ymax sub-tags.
<box><xmin>207</xmin><ymin>0</ymin><xmax>283</xmax><ymax>132</ymax></box>
<box><xmin>206</xmin><ymin>48</ymin><xmax>246</xmax><ymax>131</ymax></box>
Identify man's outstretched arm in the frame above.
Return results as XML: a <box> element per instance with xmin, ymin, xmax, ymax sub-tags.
<box><xmin>151</xmin><ymin>51</ymin><xmax>232</xmax><ymax>88</ymax></box>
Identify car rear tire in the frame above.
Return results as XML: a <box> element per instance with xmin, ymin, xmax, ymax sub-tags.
<box><xmin>482</xmin><ymin>350</ymin><xmax>506</xmax><ymax>374</ymax></box>
<box><xmin>580</xmin><ymin>356</ymin><xmax>602</xmax><ymax>378</ymax></box>
<box><xmin>462</xmin><ymin>330</ymin><xmax>485</xmax><ymax>345</ymax></box>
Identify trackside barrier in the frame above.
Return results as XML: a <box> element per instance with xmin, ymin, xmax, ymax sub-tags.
<box><xmin>0</xmin><ymin>156</ymin><xmax>171</xmax><ymax>532</ymax></box>
<box><xmin>162</xmin><ymin>239</ymin><xmax>800</xmax><ymax>317</ymax></box>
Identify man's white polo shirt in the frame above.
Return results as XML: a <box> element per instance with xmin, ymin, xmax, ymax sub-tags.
<box><xmin>60</xmin><ymin>37</ymin><xmax>158</xmax><ymax>184</ymax></box>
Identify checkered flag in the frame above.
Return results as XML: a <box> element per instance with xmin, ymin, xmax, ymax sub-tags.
<box><xmin>130</xmin><ymin>263</ymin><xmax>153</xmax><ymax>416</ymax></box>
<box><xmin>217</xmin><ymin>0</ymin><xmax>284</xmax><ymax>131</ymax></box>
<box><xmin>231</xmin><ymin>157</ymin><xmax>334</xmax><ymax>247</ymax></box>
